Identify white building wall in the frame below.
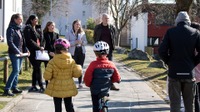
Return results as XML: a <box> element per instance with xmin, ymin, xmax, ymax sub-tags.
<box><xmin>42</xmin><ymin>0</ymin><xmax>97</xmax><ymax>36</ymax></box>
<box><xmin>131</xmin><ymin>13</ymin><xmax>148</xmax><ymax>51</ymax></box>
<box><xmin>0</xmin><ymin>0</ymin><xmax>22</xmax><ymax>42</ymax></box>
<box><xmin>0</xmin><ymin>0</ymin><xmax>3</xmax><ymax>37</ymax></box>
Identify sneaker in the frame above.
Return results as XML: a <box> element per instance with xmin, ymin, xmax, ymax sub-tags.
<box><xmin>110</xmin><ymin>85</ymin><xmax>119</xmax><ymax>91</ymax></box>
<box><xmin>28</xmin><ymin>86</ymin><xmax>38</xmax><ymax>92</ymax></box>
<box><xmin>39</xmin><ymin>87</ymin><xmax>45</xmax><ymax>93</ymax></box>
<box><xmin>2</xmin><ymin>90</ymin><xmax>15</xmax><ymax>96</ymax></box>
<box><xmin>12</xmin><ymin>88</ymin><xmax>23</xmax><ymax>94</ymax></box>
<box><xmin>78</xmin><ymin>84</ymin><xmax>83</xmax><ymax>89</ymax></box>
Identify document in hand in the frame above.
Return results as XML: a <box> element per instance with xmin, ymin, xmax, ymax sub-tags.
<box><xmin>16</xmin><ymin>53</ymin><xmax>29</xmax><ymax>57</ymax></box>
<box><xmin>35</xmin><ymin>50</ymin><xmax>50</xmax><ymax>61</ymax></box>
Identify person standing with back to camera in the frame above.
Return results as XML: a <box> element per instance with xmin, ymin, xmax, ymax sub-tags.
<box><xmin>3</xmin><ymin>13</ymin><xmax>29</xmax><ymax>96</ymax></box>
<box><xmin>23</xmin><ymin>15</ymin><xmax>45</xmax><ymax>92</ymax></box>
<box><xmin>93</xmin><ymin>13</ymin><xmax>119</xmax><ymax>91</ymax></box>
<box><xmin>158</xmin><ymin>11</ymin><xmax>200</xmax><ymax>112</ymax></box>
<box><xmin>65</xmin><ymin>19</ymin><xmax>87</xmax><ymax>89</ymax></box>
<box><xmin>43</xmin><ymin>21</ymin><xmax>59</xmax><ymax>87</ymax></box>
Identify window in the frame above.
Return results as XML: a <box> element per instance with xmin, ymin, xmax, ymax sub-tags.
<box><xmin>0</xmin><ymin>0</ymin><xmax>2</xmax><ymax>9</ymax></box>
<box><xmin>82</xmin><ymin>11</ymin><xmax>85</xmax><ymax>16</ymax></box>
<box><xmin>147</xmin><ymin>37</ymin><xmax>160</xmax><ymax>47</ymax></box>
<box><xmin>82</xmin><ymin>0</ymin><xmax>86</xmax><ymax>5</ymax></box>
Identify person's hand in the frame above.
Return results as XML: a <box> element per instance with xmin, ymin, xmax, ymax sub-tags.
<box><xmin>76</xmin><ymin>40</ymin><xmax>82</xmax><ymax>44</ymax></box>
<box><xmin>40</xmin><ymin>47</ymin><xmax>44</xmax><ymax>51</ymax></box>
<box><xmin>49</xmin><ymin>52</ymin><xmax>55</xmax><ymax>57</ymax></box>
<box><xmin>27</xmin><ymin>51</ymin><xmax>30</xmax><ymax>56</ymax></box>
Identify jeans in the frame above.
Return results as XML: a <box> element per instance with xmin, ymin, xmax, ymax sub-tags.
<box><xmin>5</xmin><ymin>54</ymin><xmax>23</xmax><ymax>90</ymax></box>
<box><xmin>53</xmin><ymin>97</ymin><xmax>74</xmax><ymax>112</ymax></box>
<box><xmin>73</xmin><ymin>47</ymin><xmax>85</xmax><ymax>84</ymax></box>
<box><xmin>168</xmin><ymin>77</ymin><xmax>195</xmax><ymax>112</ymax></box>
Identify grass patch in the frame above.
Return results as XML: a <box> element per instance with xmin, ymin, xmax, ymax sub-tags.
<box><xmin>0</xmin><ymin>101</ymin><xmax>8</xmax><ymax>109</ymax></box>
<box><xmin>113</xmin><ymin>51</ymin><xmax>168</xmax><ymax>96</ymax></box>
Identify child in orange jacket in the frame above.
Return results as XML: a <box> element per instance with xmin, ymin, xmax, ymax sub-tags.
<box><xmin>84</xmin><ymin>41</ymin><xmax>121</xmax><ymax>112</ymax></box>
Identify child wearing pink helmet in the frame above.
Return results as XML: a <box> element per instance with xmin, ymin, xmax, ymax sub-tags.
<box><xmin>44</xmin><ymin>38</ymin><xmax>82</xmax><ymax>112</ymax></box>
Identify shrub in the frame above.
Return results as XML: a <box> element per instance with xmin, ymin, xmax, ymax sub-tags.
<box><xmin>86</xmin><ymin>18</ymin><xmax>95</xmax><ymax>30</ymax></box>
<box><xmin>85</xmin><ymin>29</ymin><xmax>94</xmax><ymax>44</ymax></box>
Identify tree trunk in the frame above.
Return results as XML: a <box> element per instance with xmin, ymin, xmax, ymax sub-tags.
<box><xmin>116</xmin><ymin>31</ymin><xmax>121</xmax><ymax>47</ymax></box>
<box><xmin>175</xmin><ymin>0</ymin><xmax>193</xmax><ymax>14</ymax></box>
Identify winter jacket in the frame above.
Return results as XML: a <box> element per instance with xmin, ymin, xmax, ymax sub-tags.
<box><xmin>84</xmin><ymin>57</ymin><xmax>121</xmax><ymax>95</ymax></box>
<box><xmin>23</xmin><ymin>24</ymin><xmax>44</xmax><ymax>52</ymax></box>
<box><xmin>65</xmin><ymin>29</ymin><xmax>87</xmax><ymax>56</ymax></box>
<box><xmin>93</xmin><ymin>23</ymin><xmax>116</xmax><ymax>50</ymax></box>
<box><xmin>43</xmin><ymin>32</ymin><xmax>59</xmax><ymax>58</ymax></box>
<box><xmin>6</xmin><ymin>22</ymin><xmax>28</xmax><ymax>54</ymax></box>
<box><xmin>158</xmin><ymin>22</ymin><xmax>200</xmax><ymax>79</ymax></box>
<box><xmin>44</xmin><ymin>53</ymin><xmax>82</xmax><ymax>98</ymax></box>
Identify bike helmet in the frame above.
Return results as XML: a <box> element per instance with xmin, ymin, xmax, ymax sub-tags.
<box><xmin>54</xmin><ymin>38</ymin><xmax>70</xmax><ymax>49</ymax></box>
<box><xmin>93</xmin><ymin>41</ymin><xmax>109</xmax><ymax>54</ymax></box>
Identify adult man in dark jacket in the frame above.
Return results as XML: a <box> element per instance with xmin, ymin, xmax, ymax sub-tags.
<box><xmin>158</xmin><ymin>11</ymin><xmax>200</xmax><ymax>112</ymax></box>
<box><xmin>93</xmin><ymin>13</ymin><xmax>119</xmax><ymax>91</ymax></box>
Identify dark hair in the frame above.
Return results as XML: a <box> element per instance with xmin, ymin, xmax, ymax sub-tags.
<box><xmin>55</xmin><ymin>44</ymin><xmax>68</xmax><ymax>54</ymax></box>
<box><xmin>25</xmin><ymin>15</ymin><xmax>38</xmax><ymax>25</ymax></box>
<box><xmin>43</xmin><ymin>21</ymin><xmax>54</xmax><ymax>33</ymax></box>
<box><xmin>9</xmin><ymin>13</ymin><xmax>22</xmax><ymax>25</ymax></box>
<box><xmin>72</xmin><ymin>19</ymin><xmax>83</xmax><ymax>34</ymax></box>
<box><xmin>191</xmin><ymin>22</ymin><xmax>200</xmax><ymax>31</ymax></box>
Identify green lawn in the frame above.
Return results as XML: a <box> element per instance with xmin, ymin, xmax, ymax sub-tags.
<box><xmin>113</xmin><ymin>51</ymin><xmax>168</xmax><ymax>93</ymax></box>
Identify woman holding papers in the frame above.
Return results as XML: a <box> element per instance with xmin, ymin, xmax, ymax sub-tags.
<box><xmin>3</xmin><ymin>13</ymin><xmax>29</xmax><ymax>96</ymax></box>
<box><xmin>23</xmin><ymin>15</ymin><xmax>45</xmax><ymax>92</ymax></box>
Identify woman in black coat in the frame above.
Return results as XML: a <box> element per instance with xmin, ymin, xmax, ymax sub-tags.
<box><xmin>43</xmin><ymin>21</ymin><xmax>59</xmax><ymax>87</ymax></box>
<box><xmin>23</xmin><ymin>15</ymin><xmax>44</xmax><ymax>92</ymax></box>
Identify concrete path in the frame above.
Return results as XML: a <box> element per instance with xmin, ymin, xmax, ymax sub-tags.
<box><xmin>7</xmin><ymin>45</ymin><xmax>170</xmax><ymax>112</ymax></box>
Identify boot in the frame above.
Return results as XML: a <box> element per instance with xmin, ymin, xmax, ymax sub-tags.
<box><xmin>3</xmin><ymin>90</ymin><xmax>15</xmax><ymax>96</ymax></box>
<box><xmin>110</xmin><ymin>84</ymin><xmax>119</xmax><ymax>91</ymax></box>
<box><xmin>12</xmin><ymin>88</ymin><xmax>23</xmax><ymax>94</ymax></box>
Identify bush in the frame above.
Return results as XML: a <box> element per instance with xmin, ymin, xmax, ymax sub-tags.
<box><xmin>86</xmin><ymin>18</ymin><xmax>95</xmax><ymax>30</ymax></box>
<box><xmin>85</xmin><ymin>29</ymin><xmax>94</xmax><ymax>44</ymax></box>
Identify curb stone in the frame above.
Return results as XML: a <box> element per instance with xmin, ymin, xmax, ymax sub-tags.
<box><xmin>0</xmin><ymin>90</ymin><xmax>28</xmax><ymax>112</ymax></box>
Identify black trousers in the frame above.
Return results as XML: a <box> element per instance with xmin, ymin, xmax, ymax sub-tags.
<box><xmin>28</xmin><ymin>55</ymin><xmax>43</xmax><ymax>88</ymax></box>
<box><xmin>53</xmin><ymin>97</ymin><xmax>74</xmax><ymax>112</ymax></box>
<box><xmin>91</xmin><ymin>94</ymin><xmax>101</xmax><ymax>112</ymax></box>
<box><xmin>195</xmin><ymin>82</ymin><xmax>200</xmax><ymax>112</ymax></box>
<box><xmin>72</xmin><ymin>47</ymin><xmax>85</xmax><ymax>84</ymax></box>
<box><xmin>107</xmin><ymin>49</ymin><xmax>113</xmax><ymax>61</ymax></box>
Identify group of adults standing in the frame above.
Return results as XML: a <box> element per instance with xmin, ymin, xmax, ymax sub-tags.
<box><xmin>3</xmin><ymin>12</ymin><xmax>119</xmax><ymax>97</ymax></box>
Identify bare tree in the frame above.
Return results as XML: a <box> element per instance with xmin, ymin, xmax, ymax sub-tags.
<box><xmin>175</xmin><ymin>0</ymin><xmax>193</xmax><ymax>14</ymax></box>
<box><xmin>88</xmin><ymin>0</ymin><xmax>142</xmax><ymax>46</ymax></box>
<box><xmin>31</xmin><ymin>0</ymin><xmax>69</xmax><ymax>22</ymax></box>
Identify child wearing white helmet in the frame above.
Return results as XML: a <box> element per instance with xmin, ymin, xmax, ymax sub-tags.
<box><xmin>44</xmin><ymin>38</ymin><xmax>82</xmax><ymax>112</ymax></box>
<box><xmin>84</xmin><ymin>41</ymin><xmax>121</xmax><ymax>112</ymax></box>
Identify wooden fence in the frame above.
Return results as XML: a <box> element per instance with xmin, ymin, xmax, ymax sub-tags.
<box><xmin>0</xmin><ymin>57</ymin><xmax>30</xmax><ymax>83</ymax></box>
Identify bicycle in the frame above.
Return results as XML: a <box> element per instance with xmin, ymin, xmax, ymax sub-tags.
<box><xmin>99</xmin><ymin>93</ymin><xmax>109</xmax><ymax>112</ymax></box>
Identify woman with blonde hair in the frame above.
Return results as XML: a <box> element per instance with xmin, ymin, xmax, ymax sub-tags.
<box><xmin>65</xmin><ymin>20</ymin><xmax>87</xmax><ymax>89</ymax></box>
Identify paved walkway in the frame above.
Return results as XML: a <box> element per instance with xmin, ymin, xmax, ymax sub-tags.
<box><xmin>1</xmin><ymin>45</ymin><xmax>170</xmax><ymax>112</ymax></box>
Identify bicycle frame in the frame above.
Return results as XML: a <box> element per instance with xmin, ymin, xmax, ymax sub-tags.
<box><xmin>99</xmin><ymin>96</ymin><xmax>109</xmax><ymax>112</ymax></box>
